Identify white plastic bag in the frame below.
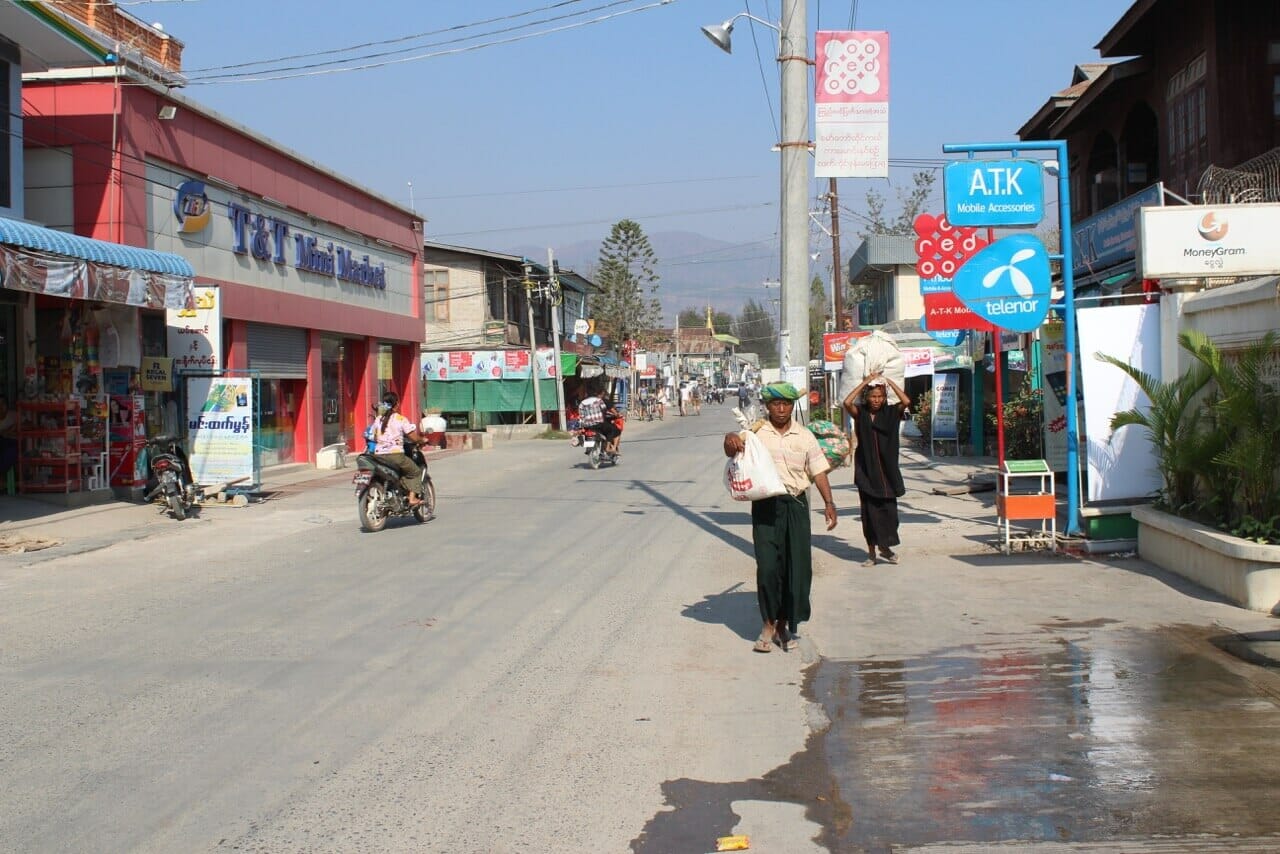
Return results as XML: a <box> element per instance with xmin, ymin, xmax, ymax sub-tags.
<box><xmin>724</xmin><ymin>431</ymin><xmax>787</xmax><ymax>502</ymax></box>
<box><xmin>838</xmin><ymin>330</ymin><xmax>906</xmax><ymax>406</ymax></box>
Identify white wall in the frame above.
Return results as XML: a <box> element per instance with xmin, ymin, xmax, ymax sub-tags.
<box><xmin>891</xmin><ymin>264</ymin><xmax>923</xmax><ymax>322</ymax></box>
<box><xmin>423</xmin><ymin>258</ymin><xmax>485</xmax><ymax>348</ymax></box>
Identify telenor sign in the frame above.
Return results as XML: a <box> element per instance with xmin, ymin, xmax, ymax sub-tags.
<box><xmin>944</xmin><ymin>159</ymin><xmax>1044</xmax><ymax>227</ymax></box>
<box><xmin>951</xmin><ymin>234</ymin><xmax>1052</xmax><ymax>333</ymax></box>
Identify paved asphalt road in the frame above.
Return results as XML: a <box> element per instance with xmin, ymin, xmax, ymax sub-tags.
<box><xmin>6</xmin><ymin>405</ymin><xmax>1280</xmax><ymax>853</ymax></box>
<box><xmin>2</xmin><ymin>408</ymin><xmax>831</xmax><ymax>853</ymax></box>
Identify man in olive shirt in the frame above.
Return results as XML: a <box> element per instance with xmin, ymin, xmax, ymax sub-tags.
<box><xmin>724</xmin><ymin>382</ymin><xmax>838</xmax><ymax>653</ymax></box>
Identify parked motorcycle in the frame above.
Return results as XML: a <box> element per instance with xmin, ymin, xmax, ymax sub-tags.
<box><xmin>144</xmin><ymin>434</ymin><xmax>201</xmax><ymax>520</ymax></box>
<box><xmin>352</xmin><ymin>442</ymin><xmax>436</xmax><ymax>532</ymax></box>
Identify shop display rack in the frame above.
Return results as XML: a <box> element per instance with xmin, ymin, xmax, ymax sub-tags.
<box><xmin>18</xmin><ymin>400</ymin><xmax>82</xmax><ymax>494</ymax></box>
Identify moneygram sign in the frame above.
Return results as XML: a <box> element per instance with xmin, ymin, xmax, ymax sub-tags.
<box><xmin>1137</xmin><ymin>203</ymin><xmax>1280</xmax><ymax>278</ymax></box>
<box><xmin>944</xmin><ymin>159</ymin><xmax>1044</xmax><ymax>227</ymax></box>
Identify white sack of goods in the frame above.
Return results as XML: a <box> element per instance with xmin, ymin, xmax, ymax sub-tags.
<box><xmin>838</xmin><ymin>330</ymin><xmax>906</xmax><ymax>406</ymax></box>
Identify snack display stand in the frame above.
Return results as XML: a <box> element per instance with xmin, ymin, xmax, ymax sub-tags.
<box><xmin>18</xmin><ymin>401</ymin><xmax>82</xmax><ymax>493</ymax></box>
<box><xmin>996</xmin><ymin>458</ymin><xmax>1056</xmax><ymax>553</ymax></box>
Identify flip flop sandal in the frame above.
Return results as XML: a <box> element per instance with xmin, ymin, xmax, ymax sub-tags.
<box><xmin>782</xmin><ymin>639</ymin><xmax>799</xmax><ymax>652</ymax></box>
<box><xmin>880</xmin><ymin>553</ymin><xmax>899</xmax><ymax>565</ymax></box>
<box><xmin>753</xmin><ymin>637</ymin><xmax>774</xmax><ymax>653</ymax></box>
<box><xmin>860</xmin><ymin>558</ymin><xmax>878</xmax><ymax>567</ymax></box>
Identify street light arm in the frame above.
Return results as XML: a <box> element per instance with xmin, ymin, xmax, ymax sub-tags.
<box><xmin>701</xmin><ymin>12</ymin><xmax>779</xmax><ymax>53</ymax></box>
<box><xmin>724</xmin><ymin>11</ymin><xmax>778</xmax><ymax>32</ymax></box>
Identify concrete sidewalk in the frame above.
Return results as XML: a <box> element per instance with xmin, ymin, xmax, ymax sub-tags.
<box><xmin>805</xmin><ymin>444</ymin><xmax>1280</xmax><ymax>666</ymax></box>
<box><xmin>0</xmin><ymin>446</ymin><xmax>467</xmax><ymax>556</ymax></box>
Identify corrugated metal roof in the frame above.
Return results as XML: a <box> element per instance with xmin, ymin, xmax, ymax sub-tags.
<box><xmin>0</xmin><ymin>217</ymin><xmax>194</xmax><ymax>276</ymax></box>
<box><xmin>847</xmin><ymin>234</ymin><xmax>917</xmax><ymax>282</ymax></box>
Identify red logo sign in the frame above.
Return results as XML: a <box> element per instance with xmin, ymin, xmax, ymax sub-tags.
<box><xmin>924</xmin><ymin>292</ymin><xmax>995</xmax><ymax>332</ymax></box>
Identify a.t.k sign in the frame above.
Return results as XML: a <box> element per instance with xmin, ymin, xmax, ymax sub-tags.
<box><xmin>951</xmin><ymin>234</ymin><xmax>1052</xmax><ymax>333</ymax></box>
<box><xmin>944</xmin><ymin>159</ymin><xmax>1044</xmax><ymax>227</ymax></box>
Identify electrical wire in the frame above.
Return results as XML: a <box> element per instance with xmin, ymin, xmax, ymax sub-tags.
<box><xmin>181</xmin><ymin>0</ymin><xmax>677</xmax><ymax>85</ymax></box>
<box><xmin>743</xmin><ymin>0</ymin><xmax>780</xmax><ymax>142</ymax></box>
<box><xmin>181</xmin><ymin>0</ymin><xmax>590</xmax><ymax>74</ymax></box>
<box><xmin>429</xmin><ymin>201</ymin><xmax>775</xmax><ymax>240</ymax></box>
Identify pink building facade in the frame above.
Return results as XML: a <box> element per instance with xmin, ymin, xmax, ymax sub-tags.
<box><xmin>23</xmin><ymin>79</ymin><xmax>423</xmax><ymax>466</ymax></box>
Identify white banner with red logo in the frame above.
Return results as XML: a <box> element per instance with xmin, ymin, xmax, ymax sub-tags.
<box><xmin>814</xmin><ymin>31</ymin><xmax>889</xmax><ymax>178</ymax></box>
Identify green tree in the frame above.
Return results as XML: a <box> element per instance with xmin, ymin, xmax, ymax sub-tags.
<box><xmin>736</xmin><ymin>299</ymin><xmax>778</xmax><ymax>368</ymax></box>
<box><xmin>859</xmin><ymin>170</ymin><xmax>937</xmax><ymax>237</ymax></box>
<box><xmin>593</xmin><ymin>219</ymin><xmax>662</xmax><ymax>345</ymax></box>
<box><xmin>678</xmin><ymin>307</ymin><xmax>733</xmax><ymax>333</ymax></box>
<box><xmin>808</xmin><ymin>274</ymin><xmax>828</xmax><ymax>362</ymax></box>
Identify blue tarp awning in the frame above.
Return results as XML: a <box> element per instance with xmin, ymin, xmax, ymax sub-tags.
<box><xmin>0</xmin><ymin>217</ymin><xmax>195</xmax><ymax>276</ymax></box>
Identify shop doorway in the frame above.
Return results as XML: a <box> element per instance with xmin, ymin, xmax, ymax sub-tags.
<box><xmin>257</xmin><ymin>378</ymin><xmax>301</xmax><ymax>467</ymax></box>
<box><xmin>0</xmin><ymin>301</ymin><xmax>16</xmax><ymax>401</ymax></box>
<box><xmin>320</xmin><ymin>336</ymin><xmax>348</xmax><ymax>447</ymax></box>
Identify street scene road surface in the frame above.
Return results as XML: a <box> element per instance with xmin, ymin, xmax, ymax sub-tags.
<box><xmin>4</xmin><ymin>409</ymin><xmax>1280</xmax><ymax>853</ymax></box>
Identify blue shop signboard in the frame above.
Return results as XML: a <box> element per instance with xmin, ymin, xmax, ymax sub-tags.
<box><xmin>1071</xmin><ymin>183</ymin><xmax>1163</xmax><ymax>277</ymax></box>
<box><xmin>944</xmin><ymin>159</ymin><xmax>1044</xmax><ymax>227</ymax></box>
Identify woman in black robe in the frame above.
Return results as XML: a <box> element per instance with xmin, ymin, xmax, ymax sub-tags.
<box><xmin>844</xmin><ymin>372</ymin><xmax>910</xmax><ymax>565</ymax></box>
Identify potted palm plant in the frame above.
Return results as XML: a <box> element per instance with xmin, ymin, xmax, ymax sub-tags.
<box><xmin>1097</xmin><ymin>330</ymin><xmax>1280</xmax><ymax>613</ymax></box>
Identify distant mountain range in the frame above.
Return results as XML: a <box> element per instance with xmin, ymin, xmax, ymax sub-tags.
<box><xmin>508</xmin><ymin>230</ymin><xmax>781</xmax><ymax>322</ymax></box>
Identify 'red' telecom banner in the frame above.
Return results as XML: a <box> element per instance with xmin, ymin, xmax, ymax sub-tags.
<box><xmin>913</xmin><ymin>213</ymin><xmax>996</xmax><ymax>333</ymax></box>
<box><xmin>815</xmin><ymin>31</ymin><xmax>889</xmax><ymax>178</ymax></box>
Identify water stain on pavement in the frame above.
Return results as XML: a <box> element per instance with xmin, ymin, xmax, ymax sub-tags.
<box><xmin>632</xmin><ymin>625</ymin><xmax>1280</xmax><ymax>853</ymax></box>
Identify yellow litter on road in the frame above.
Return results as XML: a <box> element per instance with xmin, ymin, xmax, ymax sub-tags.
<box><xmin>715</xmin><ymin>835</ymin><xmax>750</xmax><ymax>851</ymax></box>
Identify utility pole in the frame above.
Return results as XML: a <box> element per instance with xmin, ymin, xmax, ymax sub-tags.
<box><xmin>779</xmin><ymin>0</ymin><xmax>809</xmax><ymax>379</ymax></box>
<box><xmin>827</xmin><ymin>177</ymin><xmax>845</xmax><ymax>329</ymax></box>
<box><xmin>522</xmin><ymin>259</ymin><xmax>543</xmax><ymax>425</ymax></box>
<box><xmin>673</xmin><ymin>312</ymin><xmax>681</xmax><ymax>388</ymax></box>
<box><xmin>547</xmin><ymin>248</ymin><xmax>567</xmax><ymax>430</ymax></box>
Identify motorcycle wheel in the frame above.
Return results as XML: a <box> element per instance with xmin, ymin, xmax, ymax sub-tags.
<box><xmin>588</xmin><ymin>446</ymin><xmax>601</xmax><ymax>469</ymax></box>
<box><xmin>168</xmin><ymin>493</ymin><xmax>186</xmax><ymax>521</ymax></box>
<box><xmin>413</xmin><ymin>479</ymin><xmax>437</xmax><ymax>523</ymax></box>
<box><xmin>358</xmin><ymin>485</ymin><xmax>388</xmax><ymax>532</ymax></box>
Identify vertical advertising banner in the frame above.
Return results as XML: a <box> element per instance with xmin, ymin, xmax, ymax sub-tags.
<box><xmin>1078</xmin><ymin>304</ymin><xmax>1162</xmax><ymax>502</ymax></box>
<box><xmin>186</xmin><ymin>376</ymin><xmax>255</xmax><ymax>485</ymax></box>
<box><xmin>166</xmin><ymin>285</ymin><xmax>222</xmax><ymax>373</ymax></box>
<box><xmin>814</xmin><ymin>31</ymin><xmax>889</xmax><ymax>178</ymax></box>
<box><xmin>931</xmin><ymin>372</ymin><xmax>960</xmax><ymax>441</ymax></box>
<box><xmin>1040</xmin><ymin>324</ymin><xmax>1069</xmax><ymax>472</ymax></box>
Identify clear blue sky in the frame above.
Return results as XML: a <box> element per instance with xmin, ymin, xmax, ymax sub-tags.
<box><xmin>151</xmin><ymin>0</ymin><xmax>1132</xmax><ymax>263</ymax></box>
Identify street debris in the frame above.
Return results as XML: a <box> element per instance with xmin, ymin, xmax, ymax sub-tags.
<box><xmin>715</xmin><ymin>835</ymin><xmax>750</xmax><ymax>851</ymax></box>
<box><xmin>0</xmin><ymin>534</ymin><xmax>59</xmax><ymax>554</ymax></box>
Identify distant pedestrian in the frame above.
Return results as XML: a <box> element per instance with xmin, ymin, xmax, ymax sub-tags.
<box><xmin>679</xmin><ymin>382</ymin><xmax>691</xmax><ymax>416</ymax></box>
<box><xmin>724</xmin><ymin>381</ymin><xmax>837</xmax><ymax>653</ymax></box>
<box><xmin>843</xmin><ymin>372</ymin><xmax>910</xmax><ymax>566</ymax></box>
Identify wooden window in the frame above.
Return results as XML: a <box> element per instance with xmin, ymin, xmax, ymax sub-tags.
<box><xmin>424</xmin><ymin>268</ymin><xmax>450</xmax><ymax>321</ymax></box>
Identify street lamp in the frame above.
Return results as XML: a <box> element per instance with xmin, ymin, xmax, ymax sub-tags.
<box><xmin>703</xmin><ymin>1</ymin><xmax>809</xmax><ymax>379</ymax></box>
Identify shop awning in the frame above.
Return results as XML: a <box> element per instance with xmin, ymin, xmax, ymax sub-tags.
<box><xmin>0</xmin><ymin>217</ymin><xmax>194</xmax><ymax>276</ymax></box>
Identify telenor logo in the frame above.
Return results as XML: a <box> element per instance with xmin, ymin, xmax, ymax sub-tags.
<box><xmin>1197</xmin><ymin>212</ymin><xmax>1229</xmax><ymax>242</ymax></box>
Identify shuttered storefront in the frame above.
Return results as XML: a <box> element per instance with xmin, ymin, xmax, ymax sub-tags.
<box><xmin>247</xmin><ymin>323</ymin><xmax>307</xmax><ymax>378</ymax></box>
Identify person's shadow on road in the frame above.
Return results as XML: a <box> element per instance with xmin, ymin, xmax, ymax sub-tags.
<box><xmin>681</xmin><ymin>582</ymin><xmax>761</xmax><ymax>641</ymax></box>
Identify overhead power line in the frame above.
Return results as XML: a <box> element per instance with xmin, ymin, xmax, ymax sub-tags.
<box><xmin>182</xmin><ymin>0</ymin><xmax>590</xmax><ymax>74</ymax></box>
<box><xmin>182</xmin><ymin>0</ymin><xmax>678</xmax><ymax>85</ymax></box>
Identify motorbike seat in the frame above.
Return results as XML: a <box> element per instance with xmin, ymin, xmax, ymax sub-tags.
<box><xmin>356</xmin><ymin>453</ymin><xmax>405</xmax><ymax>482</ymax></box>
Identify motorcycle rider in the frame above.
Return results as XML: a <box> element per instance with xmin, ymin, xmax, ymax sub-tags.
<box><xmin>578</xmin><ymin>388</ymin><xmax>621</xmax><ymax>457</ymax></box>
<box><xmin>368</xmin><ymin>391</ymin><xmax>428</xmax><ymax>507</ymax></box>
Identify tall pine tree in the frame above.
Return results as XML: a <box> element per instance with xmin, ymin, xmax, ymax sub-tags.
<box><xmin>593</xmin><ymin>220</ymin><xmax>662</xmax><ymax>345</ymax></box>
<box><xmin>736</xmin><ymin>299</ymin><xmax>778</xmax><ymax>368</ymax></box>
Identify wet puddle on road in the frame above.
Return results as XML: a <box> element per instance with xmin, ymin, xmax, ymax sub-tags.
<box><xmin>633</xmin><ymin>626</ymin><xmax>1280</xmax><ymax>853</ymax></box>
